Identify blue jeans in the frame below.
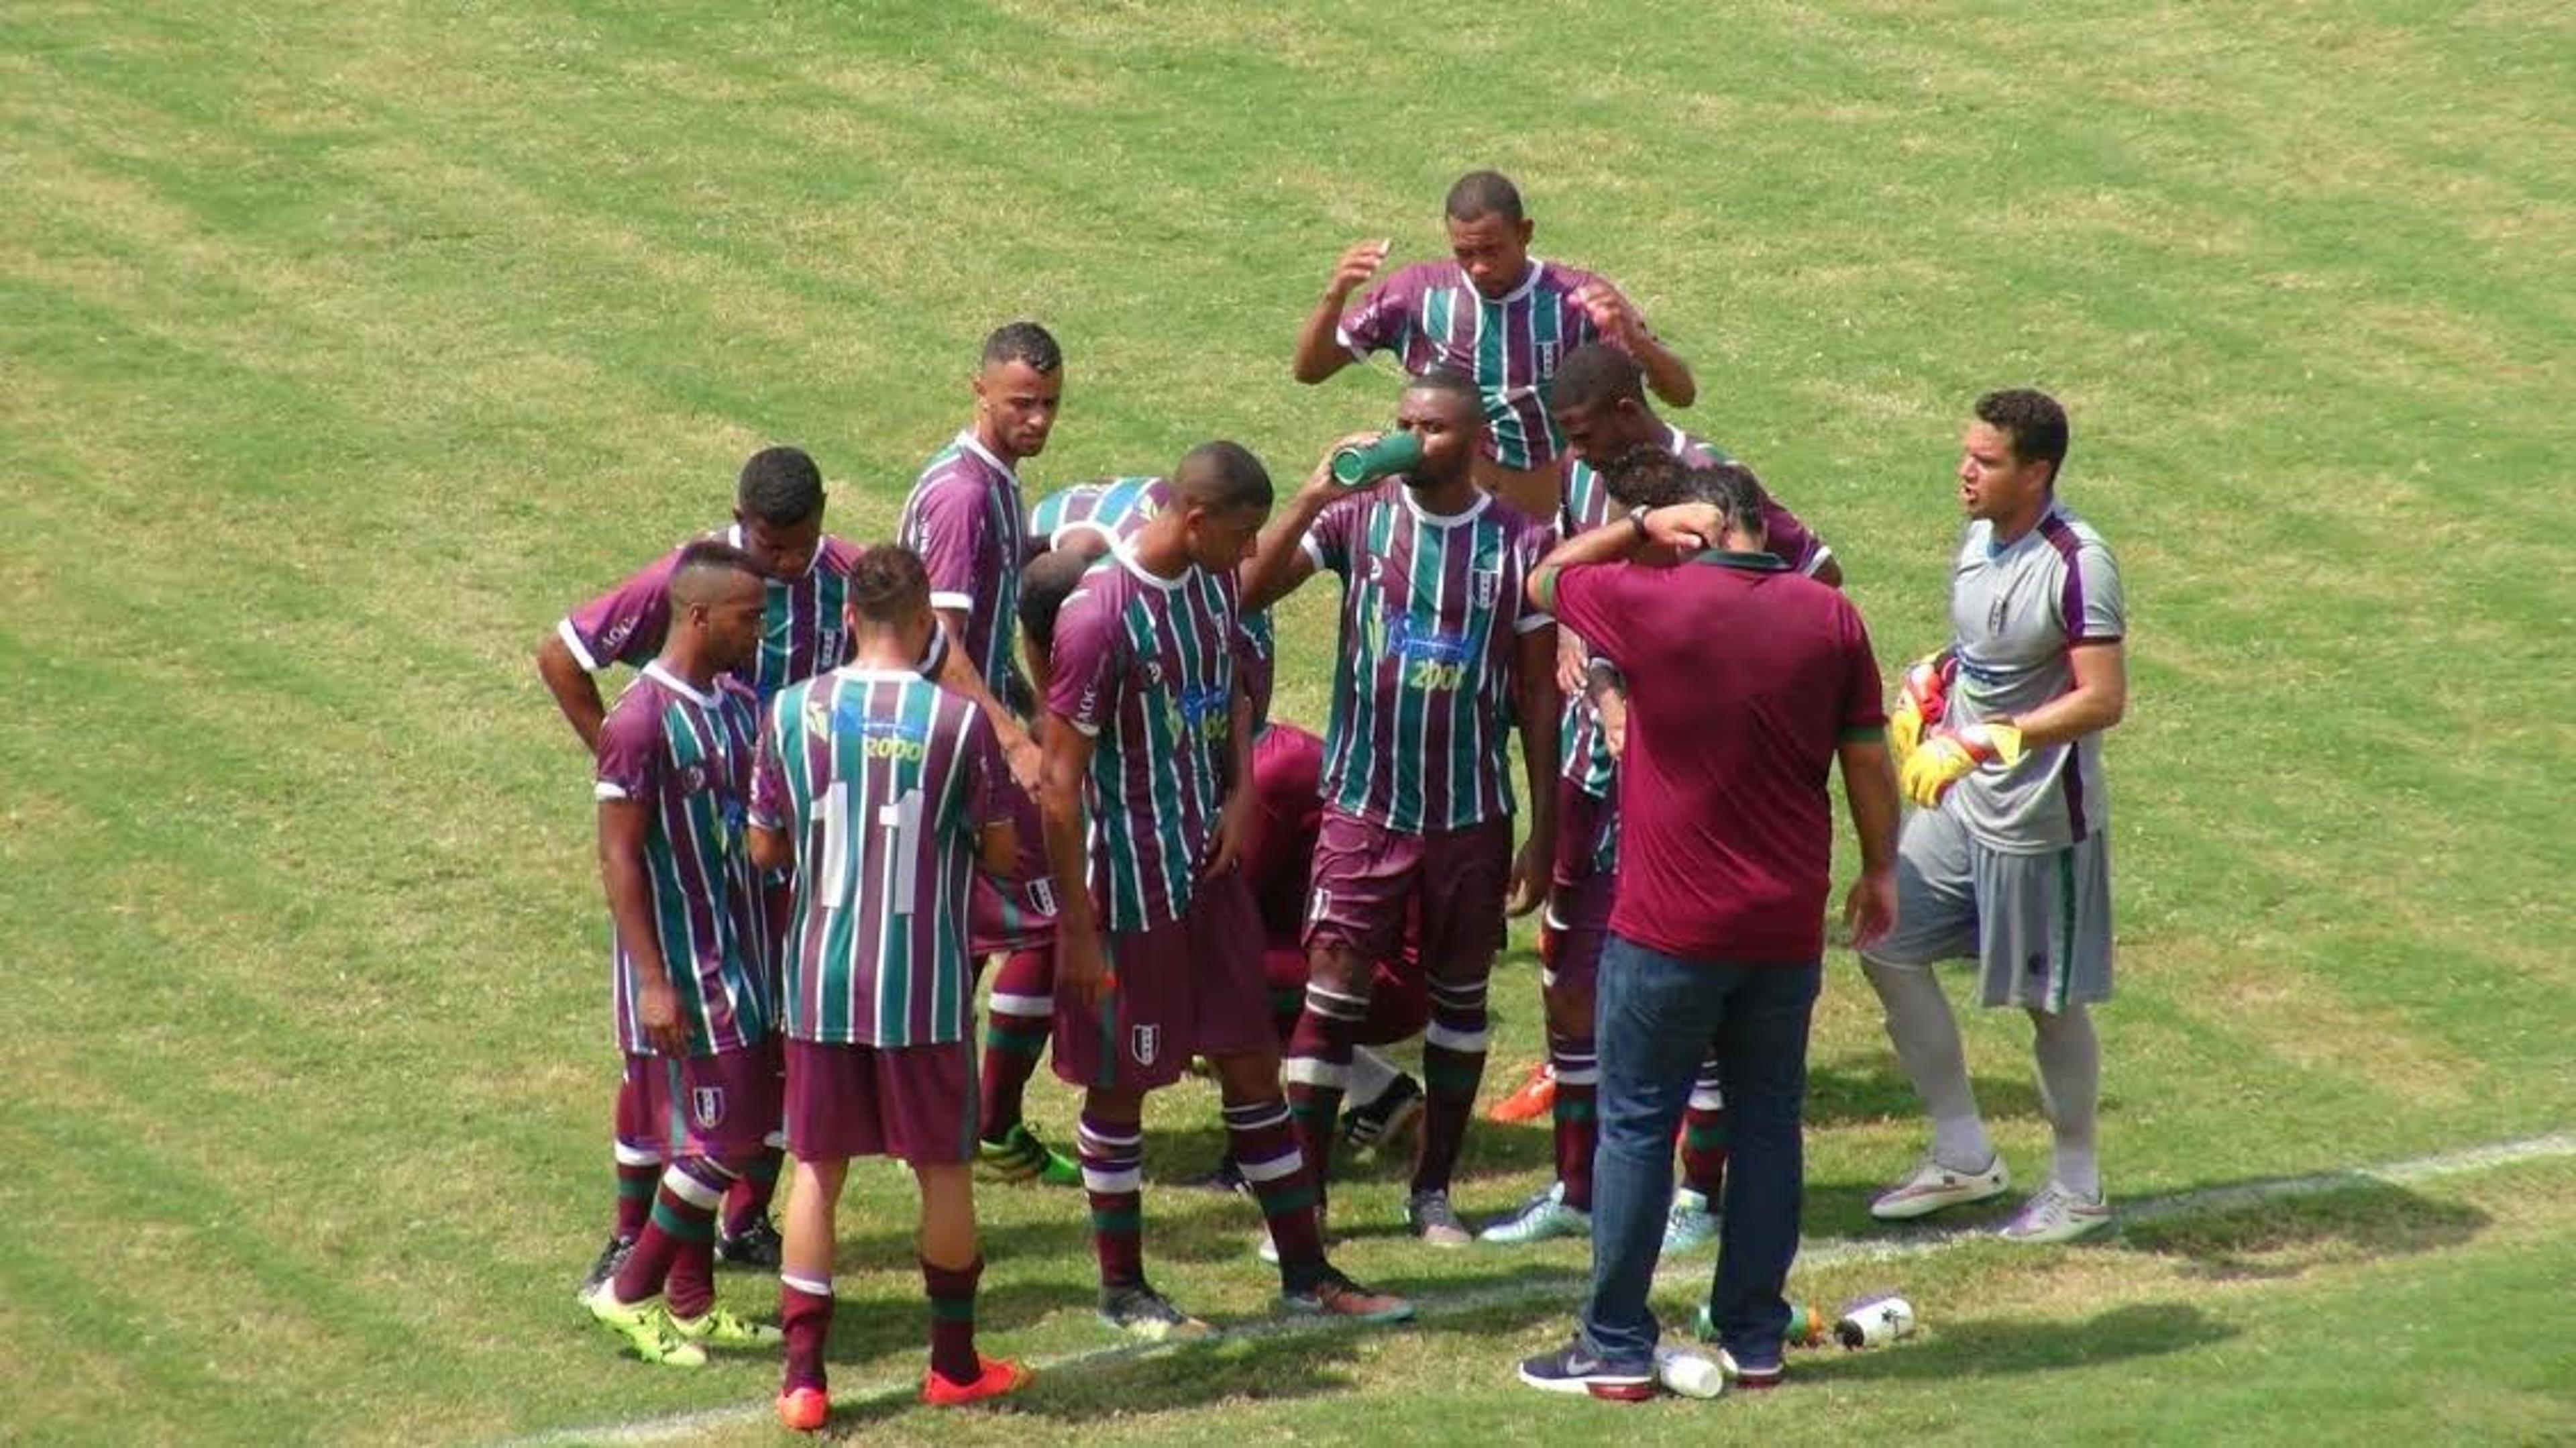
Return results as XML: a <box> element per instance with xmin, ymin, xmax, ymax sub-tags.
<box><xmin>1577</xmin><ymin>933</ymin><xmax>1820</xmax><ymax>1370</ymax></box>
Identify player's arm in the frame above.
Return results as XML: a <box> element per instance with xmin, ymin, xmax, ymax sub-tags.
<box><xmin>1038</xmin><ymin>712</ymin><xmax>1110</xmax><ymax>1005</ymax></box>
<box><xmin>1238</xmin><ymin>437</ymin><xmax>1366</xmax><ymax>611</ymax></box>
<box><xmin>1507</xmin><ymin>618</ymin><xmax>1562</xmax><ymax>917</ymax></box>
<box><xmin>598</xmin><ymin>798</ymin><xmax>686</xmax><ymax>1055</ymax></box>
<box><xmin>1204</xmin><ymin>680</ymin><xmax>1258</xmax><ymax>880</ymax></box>
<box><xmin>2007</xmin><ymin>641</ymin><xmax>2127</xmax><ymax>747</ymax></box>
<box><xmin>748</xmin><ymin>823</ymin><xmax>793</xmax><ymax>873</ymax></box>
<box><xmin>1528</xmin><ymin>502</ymin><xmax>1717</xmax><ymax>610</ymax></box>
<box><xmin>537</xmin><ymin>631</ymin><xmax>610</xmax><ymax>754</ymax></box>
<box><xmin>1577</xmin><ymin>279</ymin><xmax>1697</xmax><ymax>409</ymax></box>
<box><xmin>1836</xmin><ymin>735</ymin><xmax>1900</xmax><ymax>949</ymax></box>
<box><xmin>1810</xmin><ymin>554</ymin><xmax>1845</xmax><ymax>588</ymax></box>
<box><xmin>1291</xmin><ymin>238</ymin><xmax>1392</xmax><ymax>384</ymax></box>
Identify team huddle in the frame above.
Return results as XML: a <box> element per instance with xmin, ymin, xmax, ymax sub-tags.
<box><xmin>536</xmin><ymin>170</ymin><xmax>2128</xmax><ymax>1424</ymax></box>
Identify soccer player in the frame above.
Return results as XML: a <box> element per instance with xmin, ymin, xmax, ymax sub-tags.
<box><xmin>1241</xmin><ymin>368</ymin><xmax>1560</xmax><ymax>1247</ymax></box>
<box><xmin>1040</xmin><ymin>441</ymin><xmax>1413</xmax><ymax>1337</ymax></box>
<box><xmin>747</xmin><ymin>546</ymin><xmax>1032</xmax><ymax>1431</ymax></box>
<box><xmin>582</xmin><ymin>541</ymin><xmax>788</xmax><ymax>1367</ymax></box>
<box><xmin>896</xmin><ymin>321</ymin><xmax>1077</xmax><ymax>1188</ymax></box>
<box><xmin>1858</xmin><ymin>389</ymin><xmax>2128</xmax><ymax>1244</ymax></box>
<box><xmin>1290</xmin><ymin>170</ymin><xmax>1696</xmax><ymax>521</ymax></box>
<box><xmin>1486</xmin><ymin>346</ymin><xmax>1846</xmax><ymax>1251</ymax></box>
<box><xmin>540</xmin><ymin>447</ymin><xmax>871</xmax><ymax>1292</ymax></box>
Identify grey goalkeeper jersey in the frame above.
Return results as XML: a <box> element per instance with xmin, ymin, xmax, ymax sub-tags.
<box><xmin>1945</xmin><ymin>502</ymin><xmax>2125</xmax><ymax>853</ymax></box>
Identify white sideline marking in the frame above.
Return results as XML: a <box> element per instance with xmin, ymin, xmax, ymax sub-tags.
<box><xmin>494</xmin><ymin>1129</ymin><xmax>2576</xmax><ymax>1447</ymax></box>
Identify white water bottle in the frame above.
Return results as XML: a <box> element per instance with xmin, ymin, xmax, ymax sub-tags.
<box><xmin>1834</xmin><ymin>1295</ymin><xmax>1917</xmax><ymax>1349</ymax></box>
<box><xmin>1654</xmin><ymin>1343</ymin><xmax>1725</xmax><ymax>1399</ymax></box>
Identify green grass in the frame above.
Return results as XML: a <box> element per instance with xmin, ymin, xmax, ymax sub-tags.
<box><xmin>3</xmin><ymin>1</ymin><xmax>2571</xmax><ymax>1443</ymax></box>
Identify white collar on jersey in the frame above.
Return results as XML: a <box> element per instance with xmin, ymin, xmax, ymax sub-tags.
<box><xmin>832</xmin><ymin>666</ymin><xmax>922</xmax><ymax>684</ymax></box>
<box><xmin>1456</xmin><ymin>256</ymin><xmax>1548</xmax><ymax>307</ymax></box>
<box><xmin>723</xmin><ymin>521</ymin><xmax>824</xmax><ymax>579</ymax></box>
<box><xmin>1115</xmin><ymin>544</ymin><xmax>1190</xmax><ymax>592</ymax></box>
<box><xmin>642</xmin><ymin>660</ymin><xmax>721</xmax><ymax>708</ymax></box>
<box><xmin>953</xmin><ymin>429</ymin><xmax>1021</xmax><ymax>486</ymax></box>
<box><xmin>1399</xmin><ymin>486</ymin><xmax>1493</xmax><ymax>529</ymax></box>
<box><xmin>1663</xmin><ymin>422</ymin><xmax>1693</xmax><ymax>457</ymax></box>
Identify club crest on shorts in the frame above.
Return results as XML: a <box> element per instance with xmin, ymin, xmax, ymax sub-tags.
<box><xmin>1131</xmin><ymin>1023</ymin><xmax>1161</xmax><ymax>1066</ymax></box>
<box><xmin>1028</xmin><ymin>877</ymin><xmax>1057</xmax><ymax>917</ymax></box>
<box><xmin>1473</xmin><ymin>568</ymin><xmax>1501</xmax><ymax>609</ymax></box>
<box><xmin>691</xmin><ymin>1086</ymin><xmax>725</xmax><ymax>1129</ymax></box>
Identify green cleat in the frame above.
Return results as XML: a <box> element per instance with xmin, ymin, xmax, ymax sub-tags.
<box><xmin>669</xmin><ymin>1304</ymin><xmax>783</xmax><ymax>1348</ymax></box>
<box><xmin>586</xmin><ymin>1290</ymin><xmax>708</xmax><ymax>1367</ymax></box>
<box><xmin>979</xmin><ymin>1122</ymin><xmax>1081</xmax><ymax>1187</ymax></box>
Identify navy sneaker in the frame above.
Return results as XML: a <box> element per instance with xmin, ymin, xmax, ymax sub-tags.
<box><xmin>1516</xmin><ymin>1341</ymin><xmax>1655</xmax><ymax>1402</ymax></box>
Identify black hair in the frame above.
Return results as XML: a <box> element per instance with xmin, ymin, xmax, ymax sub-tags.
<box><xmin>1444</xmin><ymin>170</ymin><xmax>1525</xmax><ymax>225</ymax></box>
<box><xmin>1975</xmin><ymin>389</ymin><xmax>2070</xmax><ymax>486</ymax></box>
<box><xmin>981</xmin><ymin>320</ymin><xmax>1065</xmax><ymax>375</ymax></box>
<box><xmin>847</xmin><ymin>544</ymin><xmax>930</xmax><ymax>625</ymax></box>
<box><xmin>1680</xmin><ymin>463</ymin><xmax>1772</xmax><ymax>543</ymax></box>
<box><xmin>1173</xmin><ymin>440</ymin><xmax>1275</xmax><ymax>515</ymax></box>
<box><xmin>1548</xmin><ymin>343</ymin><xmax>1645</xmax><ymax>413</ymax></box>
<box><xmin>1017</xmin><ymin>548</ymin><xmax>1095</xmax><ymax>659</ymax></box>
<box><xmin>736</xmin><ymin>446</ymin><xmax>826</xmax><ymax>526</ymax></box>
<box><xmin>1403</xmin><ymin>366</ymin><xmax>1483</xmax><ymax>413</ymax></box>
<box><xmin>1601</xmin><ymin>444</ymin><xmax>1692</xmax><ymax>510</ymax></box>
<box><xmin>668</xmin><ymin>539</ymin><xmax>761</xmax><ymax>607</ymax></box>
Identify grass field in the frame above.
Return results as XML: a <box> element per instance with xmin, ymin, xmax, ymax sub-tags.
<box><xmin>4</xmin><ymin>2</ymin><xmax>2573</xmax><ymax>1443</ymax></box>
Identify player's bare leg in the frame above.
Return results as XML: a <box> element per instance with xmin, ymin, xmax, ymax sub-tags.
<box><xmin>776</xmin><ymin>1157</ymin><xmax>844</xmax><ymax>1430</ymax></box>
<box><xmin>912</xmin><ymin>1162</ymin><xmax>1030</xmax><ymax>1404</ymax></box>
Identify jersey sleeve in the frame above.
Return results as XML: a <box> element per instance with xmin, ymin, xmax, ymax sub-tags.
<box><xmin>749</xmin><ymin>691</ymin><xmax>794</xmax><ymax>831</ymax></box>
<box><xmin>904</xmin><ymin>473</ymin><xmax>991</xmax><ymax>615</ymax></box>
<box><xmin>1834</xmin><ymin>596</ymin><xmax>1890</xmax><ymax>740</ymax></box>
<box><xmin>1759</xmin><ymin>499</ymin><xmax>1833</xmax><ymax>579</ymax></box>
<box><xmin>1300</xmin><ymin>495</ymin><xmax>1364</xmax><ymax>578</ymax></box>
<box><xmin>2060</xmin><ymin>541</ymin><xmax>2126</xmax><ymax>645</ymax></box>
<box><xmin>559</xmin><ymin>548</ymin><xmax>682</xmax><ymax>672</ymax></box>
<box><xmin>1044</xmin><ymin>574</ymin><xmax>1126</xmax><ymax>737</ymax></box>
<box><xmin>593</xmin><ymin>692</ymin><xmax>663</xmax><ymax>803</ymax></box>
<box><xmin>955</xmin><ymin>705</ymin><xmax>1012</xmax><ymax>831</ymax></box>
<box><xmin>1335</xmin><ymin>266</ymin><xmax>1419</xmax><ymax>362</ymax></box>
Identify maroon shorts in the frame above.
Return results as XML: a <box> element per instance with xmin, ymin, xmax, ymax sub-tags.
<box><xmin>1303</xmin><ymin>811</ymin><xmax>1511</xmax><ymax>970</ymax></box>
<box><xmin>1055</xmin><ymin>872</ymin><xmax>1273</xmax><ymax>1092</ymax></box>
<box><xmin>969</xmin><ymin>784</ymin><xmax>1058</xmax><ymax>957</ymax></box>
<box><xmin>624</xmin><ymin>1042</ymin><xmax>782</xmax><ymax>1159</ymax></box>
<box><xmin>783</xmin><ymin>1037</ymin><xmax>977</xmax><ymax>1165</ymax></box>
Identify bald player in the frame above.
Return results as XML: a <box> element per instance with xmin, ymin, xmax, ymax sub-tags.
<box><xmin>1291</xmin><ymin>170</ymin><xmax>1695</xmax><ymax>520</ymax></box>
<box><xmin>1042</xmin><ymin>442</ymin><xmax>1413</xmax><ymax>1339</ymax></box>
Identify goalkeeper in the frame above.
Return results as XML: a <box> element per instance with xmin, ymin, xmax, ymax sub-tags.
<box><xmin>1859</xmin><ymin>389</ymin><xmax>2129</xmax><ymax>1246</ymax></box>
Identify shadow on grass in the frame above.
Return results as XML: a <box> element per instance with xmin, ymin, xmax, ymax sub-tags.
<box><xmin>1801</xmin><ymin>1301</ymin><xmax>2233</xmax><ymax>1382</ymax></box>
<box><xmin>2114</xmin><ymin>1178</ymin><xmax>2487</xmax><ymax>1281</ymax></box>
<box><xmin>1805</xmin><ymin>1059</ymin><xmax>2047</xmax><ymax>1127</ymax></box>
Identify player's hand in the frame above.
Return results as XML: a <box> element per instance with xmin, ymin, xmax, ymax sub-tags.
<box><xmin>1898</xmin><ymin>722</ymin><xmax>2025</xmax><ymax>809</ymax></box>
<box><xmin>1886</xmin><ymin>651</ymin><xmax>1957</xmax><ymax>769</ymax></box>
<box><xmin>1327</xmin><ymin>238</ymin><xmax>1392</xmax><ymax>301</ymax></box>
<box><xmin>1843</xmin><ymin>865</ymin><xmax>1898</xmax><ymax>950</ymax></box>
<box><xmin>1203</xmin><ymin>790</ymin><xmax>1254</xmax><ymax>880</ymax></box>
<box><xmin>1506</xmin><ymin>833</ymin><xmax>1551</xmax><ymax>918</ymax></box>
<box><xmin>1554</xmin><ymin>629</ymin><xmax>1592</xmax><ymax>696</ymax></box>
<box><xmin>1575</xmin><ymin>280</ymin><xmax>1643</xmax><ymax>346</ymax></box>
<box><xmin>1058</xmin><ymin>930</ymin><xmax>1116</xmax><ymax>1009</ymax></box>
<box><xmin>1307</xmin><ymin>430</ymin><xmax>1385</xmax><ymax>499</ymax></box>
<box><xmin>1640</xmin><ymin>502</ymin><xmax>1724</xmax><ymax>556</ymax></box>
<box><xmin>1596</xmin><ymin>686</ymin><xmax>1631</xmax><ymax>760</ymax></box>
<box><xmin>1003</xmin><ymin>733</ymin><xmax>1043</xmax><ymax>794</ymax></box>
<box><xmin>639</xmin><ymin>976</ymin><xmax>689</xmax><ymax>1057</ymax></box>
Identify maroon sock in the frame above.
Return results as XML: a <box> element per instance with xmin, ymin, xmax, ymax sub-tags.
<box><xmin>616</xmin><ymin>1157</ymin><xmax>731</xmax><ymax>1313</ymax></box>
<box><xmin>1682</xmin><ymin>1058</ymin><xmax>1729</xmax><ymax>1201</ymax></box>
<box><xmin>1283</xmin><ymin>982</ymin><xmax>1364</xmax><ymax>1208</ymax></box>
<box><xmin>612</xmin><ymin>1075</ymin><xmax>661</xmax><ymax>1239</ymax></box>
<box><xmin>1413</xmin><ymin>976</ymin><xmax>1491</xmax><ymax>1195</ymax></box>
<box><xmin>1224</xmin><ymin>1096</ymin><xmax>1323</xmax><ymax>1283</ymax></box>
<box><xmin>1077</xmin><ymin>1112</ymin><xmax>1145</xmax><ymax>1289</ymax></box>
<box><xmin>780</xmin><ymin>1273</ymin><xmax>834</xmax><ymax>1394</ymax></box>
<box><xmin>922</xmin><ymin>1256</ymin><xmax>984</xmax><ymax>1386</ymax></box>
<box><xmin>722</xmin><ymin>1145</ymin><xmax>781</xmax><ymax>1239</ymax></box>
<box><xmin>980</xmin><ymin>948</ymin><xmax>1055</xmax><ymax>1139</ymax></box>
<box><xmin>1550</xmin><ymin>1034</ymin><xmax>1600</xmax><ymax>1212</ymax></box>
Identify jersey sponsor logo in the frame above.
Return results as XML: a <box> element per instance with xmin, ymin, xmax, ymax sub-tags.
<box><xmin>600</xmin><ymin>619</ymin><xmax>637</xmax><ymax>654</ymax></box>
<box><xmin>1386</xmin><ymin>613</ymin><xmax>1472</xmax><ymax>664</ymax></box>
<box><xmin>691</xmin><ymin>1085</ymin><xmax>726</xmax><ymax>1129</ymax></box>
<box><xmin>1131</xmin><ymin>1023</ymin><xmax>1161</xmax><ymax>1066</ymax></box>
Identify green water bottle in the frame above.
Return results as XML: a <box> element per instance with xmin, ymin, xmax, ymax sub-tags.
<box><xmin>1329</xmin><ymin>431</ymin><xmax>1423</xmax><ymax>487</ymax></box>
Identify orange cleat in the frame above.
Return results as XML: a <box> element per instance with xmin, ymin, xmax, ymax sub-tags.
<box><xmin>922</xmin><ymin>1355</ymin><xmax>1034</xmax><ymax>1407</ymax></box>
<box><xmin>1487</xmin><ymin>1060</ymin><xmax>1557</xmax><ymax>1124</ymax></box>
<box><xmin>776</xmin><ymin>1386</ymin><xmax>829</xmax><ymax>1433</ymax></box>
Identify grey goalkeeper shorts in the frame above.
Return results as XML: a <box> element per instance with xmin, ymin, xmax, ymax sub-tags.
<box><xmin>1860</xmin><ymin>803</ymin><xmax>2114</xmax><ymax>1013</ymax></box>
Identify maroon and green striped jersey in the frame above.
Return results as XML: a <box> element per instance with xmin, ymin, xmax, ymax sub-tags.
<box><xmin>898</xmin><ymin>431</ymin><xmax>1030</xmax><ymax>711</ymax></box>
<box><xmin>1046</xmin><ymin>550</ymin><xmax>1244</xmax><ymax>931</ymax></box>
<box><xmin>594</xmin><ymin>664</ymin><xmax>772</xmax><ymax>1057</ymax></box>
<box><xmin>749</xmin><ymin>669</ymin><xmax>1008</xmax><ymax>1047</ymax></box>
<box><xmin>1301</xmin><ymin>488</ymin><xmax>1554</xmax><ymax>833</ymax></box>
<box><xmin>559</xmin><ymin>529</ymin><xmax>863</xmax><ymax>707</ymax></box>
<box><xmin>1337</xmin><ymin>258</ymin><xmax>1609</xmax><ymax>470</ymax></box>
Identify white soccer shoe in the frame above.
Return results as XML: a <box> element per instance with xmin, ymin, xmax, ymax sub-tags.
<box><xmin>1997</xmin><ymin>1181</ymin><xmax>2112</xmax><ymax>1243</ymax></box>
<box><xmin>1868</xmin><ymin>1153</ymin><xmax>2011</xmax><ymax>1221</ymax></box>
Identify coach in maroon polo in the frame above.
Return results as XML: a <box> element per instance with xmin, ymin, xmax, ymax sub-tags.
<box><xmin>1514</xmin><ymin>463</ymin><xmax>1900</xmax><ymax>1401</ymax></box>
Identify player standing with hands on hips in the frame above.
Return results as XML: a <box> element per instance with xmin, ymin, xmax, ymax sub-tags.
<box><xmin>1859</xmin><ymin>389</ymin><xmax>2127</xmax><ymax>1244</ymax></box>
<box><xmin>1513</xmin><ymin>465</ymin><xmax>1900</xmax><ymax>1401</ymax></box>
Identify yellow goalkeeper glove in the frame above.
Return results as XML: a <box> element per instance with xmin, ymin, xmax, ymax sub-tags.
<box><xmin>1900</xmin><ymin>721</ymin><xmax>2025</xmax><ymax>809</ymax></box>
<box><xmin>1887</xmin><ymin>652</ymin><xmax>1956</xmax><ymax>769</ymax></box>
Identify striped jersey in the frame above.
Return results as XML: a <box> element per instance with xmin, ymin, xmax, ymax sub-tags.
<box><xmin>1028</xmin><ymin>475</ymin><xmax>1279</xmax><ymax>737</ymax></box>
<box><xmin>749</xmin><ymin>669</ymin><xmax>1008</xmax><ymax>1045</ymax></box>
<box><xmin>1301</xmin><ymin>488</ymin><xmax>1554</xmax><ymax>833</ymax></box>
<box><xmin>594</xmin><ymin>664</ymin><xmax>771</xmax><ymax>1056</ymax></box>
<box><xmin>1945</xmin><ymin>503</ymin><xmax>2125</xmax><ymax>852</ymax></box>
<box><xmin>898</xmin><ymin>431</ymin><xmax>1030</xmax><ymax>710</ymax></box>
<box><xmin>1047</xmin><ymin>550</ymin><xmax>1243</xmax><ymax>931</ymax></box>
<box><xmin>559</xmin><ymin>529</ymin><xmax>863</xmax><ymax>705</ymax></box>
<box><xmin>1338</xmin><ymin>258</ymin><xmax>1609</xmax><ymax>470</ymax></box>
